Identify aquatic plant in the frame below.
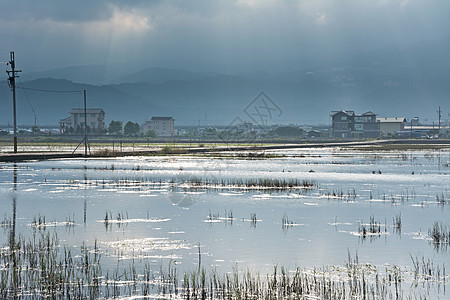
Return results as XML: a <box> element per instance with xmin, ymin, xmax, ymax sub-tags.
<box><xmin>281</xmin><ymin>213</ymin><xmax>295</xmax><ymax>231</ymax></box>
<box><xmin>323</xmin><ymin>188</ymin><xmax>357</xmax><ymax>201</ymax></box>
<box><xmin>410</xmin><ymin>254</ymin><xmax>447</xmax><ymax>284</ymax></box>
<box><xmin>250</xmin><ymin>213</ymin><xmax>257</xmax><ymax>228</ymax></box>
<box><xmin>358</xmin><ymin>215</ymin><xmax>382</xmax><ymax>239</ymax></box>
<box><xmin>436</xmin><ymin>193</ymin><xmax>449</xmax><ymax>205</ymax></box>
<box><xmin>393</xmin><ymin>213</ymin><xmax>402</xmax><ymax>234</ymax></box>
<box><xmin>428</xmin><ymin>222</ymin><xmax>450</xmax><ymax>250</ymax></box>
<box><xmin>0</xmin><ymin>228</ymin><xmax>448</xmax><ymax>299</ymax></box>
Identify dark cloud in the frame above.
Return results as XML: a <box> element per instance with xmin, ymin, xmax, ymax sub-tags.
<box><xmin>1</xmin><ymin>0</ymin><xmax>449</xmax><ymax>72</ymax></box>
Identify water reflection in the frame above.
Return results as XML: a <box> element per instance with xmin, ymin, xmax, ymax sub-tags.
<box><xmin>0</xmin><ymin>149</ymin><xmax>448</xmax><ymax>280</ymax></box>
<box><xmin>84</xmin><ymin>163</ymin><xmax>87</xmax><ymax>225</ymax></box>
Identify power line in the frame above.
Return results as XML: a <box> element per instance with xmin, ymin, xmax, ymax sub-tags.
<box><xmin>16</xmin><ymin>85</ymin><xmax>83</xmax><ymax>94</ymax></box>
<box><xmin>17</xmin><ymin>79</ymin><xmax>39</xmax><ymax>128</ymax></box>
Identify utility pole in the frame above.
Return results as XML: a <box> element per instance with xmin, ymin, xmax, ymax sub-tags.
<box><xmin>437</xmin><ymin>106</ymin><xmax>441</xmax><ymax>135</ymax></box>
<box><xmin>84</xmin><ymin>90</ymin><xmax>87</xmax><ymax>157</ymax></box>
<box><xmin>6</xmin><ymin>52</ymin><xmax>22</xmax><ymax>153</ymax></box>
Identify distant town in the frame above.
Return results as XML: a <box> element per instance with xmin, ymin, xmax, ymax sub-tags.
<box><xmin>0</xmin><ymin>107</ymin><xmax>448</xmax><ymax>140</ymax></box>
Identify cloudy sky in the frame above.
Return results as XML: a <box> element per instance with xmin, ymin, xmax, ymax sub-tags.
<box><xmin>2</xmin><ymin>0</ymin><xmax>449</xmax><ymax>73</ymax></box>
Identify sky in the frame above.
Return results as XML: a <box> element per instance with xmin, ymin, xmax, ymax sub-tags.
<box><xmin>1</xmin><ymin>0</ymin><xmax>450</xmax><ymax>74</ymax></box>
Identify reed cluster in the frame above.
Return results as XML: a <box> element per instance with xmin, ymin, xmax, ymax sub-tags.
<box><xmin>184</xmin><ymin>177</ymin><xmax>318</xmax><ymax>190</ymax></box>
<box><xmin>0</xmin><ymin>231</ymin><xmax>448</xmax><ymax>299</ymax></box>
<box><xmin>428</xmin><ymin>222</ymin><xmax>450</xmax><ymax>250</ymax></box>
<box><xmin>358</xmin><ymin>215</ymin><xmax>384</xmax><ymax>239</ymax></box>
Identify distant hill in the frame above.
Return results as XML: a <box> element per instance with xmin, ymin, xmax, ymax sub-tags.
<box><xmin>0</xmin><ymin>78</ymin><xmax>166</xmax><ymax>127</ymax></box>
<box><xmin>1</xmin><ymin>42</ymin><xmax>449</xmax><ymax>127</ymax></box>
<box><xmin>111</xmin><ymin>68</ymin><xmax>217</xmax><ymax>84</ymax></box>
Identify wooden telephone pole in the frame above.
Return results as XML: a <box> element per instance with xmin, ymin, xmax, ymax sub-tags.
<box><xmin>6</xmin><ymin>52</ymin><xmax>22</xmax><ymax>153</ymax></box>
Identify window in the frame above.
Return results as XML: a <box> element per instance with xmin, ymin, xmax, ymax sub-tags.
<box><xmin>341</xmin><ymin>116</ymin><xmax>347</xmax><ymax>121</ymax></box>
<box><xmin>354</xmin><ymin>124</ymin><xmax>363</xmax><ymax>131</ymax></box>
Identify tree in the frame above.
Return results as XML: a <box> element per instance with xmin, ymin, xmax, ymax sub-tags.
<box><xmin>124</xmin><ymin>121</ymin><xmax>140</xmax><ymax>136</ymax></box>
<box><xmin>108</xmin><ymin>120</ymin><xmax>123</xmax><ymax>135</ymax></box>
<box><xmin>146</xmin><ymin>129</ymin><xmax>156</xmax><ymax>137</ymax></box>
<box><xmin>273</xmin><ymin>126</ymin><xmax>305</xmax><ymax>138</ymax></box>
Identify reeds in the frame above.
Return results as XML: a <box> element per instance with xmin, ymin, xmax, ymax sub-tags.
<box><xmin>393</xmin><ymin>213</ymin><xmax>402</xmax><ymax>234</ymax></box>
<box><xmin>73</xmin><ymin>175</ymin><xmax>318</xmax><ymax>192</ymax></box>
<box><xmin>436</xmin><ymin>193</ymin><xmax>449</xmax><ymax>205</ymax></box>
<box><xmin>250</xmin><ymin>213</ymin><xmax>257</xmax><ymax>228</ymax></box>
<box><xmin>358</xmin><ymin>215</ymin><xmax>383</xmax><ymax>239</ymax></box>
<box><xmin>428</xmin><ymin>222</ymin><xmax>450</xmax><ymax>250</ymax></box>
<box><xmin>179</xmin><ymin>252</ymin><xmax>443</xmax><ymax>299</ymax></box>
<box><xmin>323</xmin><ymin>188</ymin><xmax>357</xmax><ymax>201</ymax></box>
<box><xmin>281</xmin><ymin>213</ymin><xmax>295</xmax><ymax>231</ymax></box>
<box><xmin>1</xmin><ymin>230</ymin><xmax>448</xmax><ymax>299</ymax></box>
<box><xmin>183</xmin><ymin>177</ymin><xmax>317</xmax><ymax>190</ymax></box>
<box><xmin>410</xmin><ymin>254</ymin><xmax>447</xmax><ymax>284</ymax></box>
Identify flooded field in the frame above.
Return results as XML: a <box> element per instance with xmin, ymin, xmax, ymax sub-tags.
<box><xmin>0</xmin><ymin>147</ymin><xmax>449</xmax><ymax>298</ymax></box>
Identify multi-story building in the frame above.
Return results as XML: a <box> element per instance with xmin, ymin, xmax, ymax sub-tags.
<box><xmin>142</xmin><ymin>117</ymin><xmax>175</xmax><ymax>136</ymax></box>
<box><xmin>59</xmin><ymin>108</ymin><xmax>105</xmax><ymax>134</ymax></box>
<box><xmin>330</xmin><ymin>110</ymin><xmax>380</xmax><ymax>138</ymax></box>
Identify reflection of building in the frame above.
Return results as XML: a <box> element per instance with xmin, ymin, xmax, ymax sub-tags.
<box><xmin>377</xmin><ymin>117</ymin><xmax>407</xmax><ymax>136</ymax></box>
<box><xmin>59</xmin><ymin>108</ymin><xmax>105</xmax><ymax>134</ymax></box>
<box><xmin>142</xmin><ymin>117</ymin><xmax>175</xmax><ymax>136</ymax></box>
<box><xmin>330</xmin><ymin>110</ymin><xmax>380</xmax><ymax>138</ymax></box>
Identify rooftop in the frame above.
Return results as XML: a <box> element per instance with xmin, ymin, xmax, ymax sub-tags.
<box><xmin>377</xmin><ymin>117</ymin><xmax>407</xmax><ymax>123</ymax></box>
<box><xmin>151</xmin><ymin>117</ymin><xmax>174</xmax><ymax>121</ymax></box>
<box><xmin>70</xmin><ymin>108</ymin><xmax>105</xmax><ymax>114</ymax></box>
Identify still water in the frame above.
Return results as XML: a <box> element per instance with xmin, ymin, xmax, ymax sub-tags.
<box><xmin>0</xmin><ymin>147</ymin><xmax>449</xmax><ymax>296</ymax></box>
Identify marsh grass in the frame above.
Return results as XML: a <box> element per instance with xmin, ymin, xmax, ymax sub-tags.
<box><xmin>358</xmin><ymin>215</ymin><xmax>383</xmax><ymax>239</ymax></box>
<box><xmin>250</xmin><ymin>213</ymin><xmax>257</xmax><ymax>228</ymax></box>
<box><xmin>410</xmin><ymin>254</ymin><xmax>447</xmax><ymax>284</ymax></box>
<box><xmin>0</xmin><ymin>230</ymin><xmax>448</xmax><ymax>299</ymax></box>
<box><xmin>323</xmin><ymin>188</ymin><xmax>357</xmax><ymax>201</ymax></box>
<box><xmin>159</xmin><ymin>146</ymin><xmax>190</xmax><ymax>155</ymax></box>
<box><xmin>80</xmin><ymin>175</ymin><xmax>318</xmax><ymax>192</ymax></box>
<box><xmin>428</xmin><ymin>222</ymin><xmax>450</xmax><ymax>250</ymax></box>
<box><xmin>436</xmin><ymin>193</ymin><xmax>449</xmax><ymax>205</ymax></box>
<box><xmin>393</xmin><ymin>213</ymin><xmax>402</xmax><ymax>234</ymax></box>
<box><xmin>281</xmin><ymin>213</ymin><xmax>295</xmax><ymax>231</ymax></box>
<box><xmin>104</xmin><ymin>211</ymin><xmax>129</xmax><ymax>229</ymax></box>
<box><xmin>0</xmin><ymin>214</ymin><xmax>11</xmax><ymax>229</ymax></box>
<box><xmin>181</xmin><ymin>177</ymin><xmax>318</xmax><ymax>190</ymax></box>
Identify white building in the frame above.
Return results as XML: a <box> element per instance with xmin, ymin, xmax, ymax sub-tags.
<box><xmin>59</xmin><ymin>108</ymin><xmax>105</xmax><ymax>134</ymax></box>
<box><xmin>377</xmin><ymin>117</ymin><xmax>406</xmax><ymax>137</ymax></box>
<box><xmin>142</xmin><ymin>117</ymin><xmax>175</xmax><ymax>136</ymax></box>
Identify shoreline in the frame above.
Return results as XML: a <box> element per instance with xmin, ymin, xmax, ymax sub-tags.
<box><xmin>1</xmin><ymin>139</ymin><xmax>450</xmax><ymax>163</ymax></box>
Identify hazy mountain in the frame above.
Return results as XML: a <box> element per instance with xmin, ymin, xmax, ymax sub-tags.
<box><xmin>1</xmin><ymin>43</ymin><xmax>449</xmax><ymax>127</ymax></box>
<box><xmin>19</xmin><ymin>64</ymin><xmax>145</xmax><ymax>85</ymax></box>
<box><xmin>111</xmin><ymin>68</ymin><xmax>217</xmax><ymax>84</ymax></box>
<box><xmin>0</xmin><ymin>78</ymin><xmax>166</xmax><ymax>127</ymax></box>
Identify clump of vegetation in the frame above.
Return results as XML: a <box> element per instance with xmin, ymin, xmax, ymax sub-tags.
<box><xmin>0</xmin><ymin>228</ymin><xmax>448</xmax><ymax>299</ymax></box>
<box><xmin>159</xmin><ymin>146</ymin><xmax>189</xmax><ymax>154</ymax></box>
<box><xmin>436</xmin><ymin>193</ymin><xmax>448</xmax><ymax>205</ymax></box>
<box><xmin>428</xmin><ymin>222</ymin><xmax>450</xmax><ymax>250</ymax></box>
<box><xmin>91</xmin><ymin>148</ymin><xmax>116</xmax><ymax>157</ymax></box>
<box><xmin>0</xmin><ymin>214</ymin><xmax>11</xmax><ymax>228</ymax></box>
<box><xmin>250</xmin><ymin>213</ymin><xmax>257</xmax><ymax>228</ymax></box>
<box><xmin>410</xmin><ymin>254</ymin><xmax>447</xmax><ymax>283</ymax></box>
<box><xmin>358</xmin><ymin>215</ymin><xmax>383</xmax><ymax>238</ymax></box>
<box><xmin>393</xmin><ymin>213</ymin><xmax>402</xmax><ymax>234</ymax></box>
<box><xmin>323</xmin><ymin>188</ymin><xmax>357</xmax><ymax>201</ymax></box>
<box><xmin>281</xmin><ymin>213</ymin><xmax>295</xmax><ymax>231</ymax></box>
